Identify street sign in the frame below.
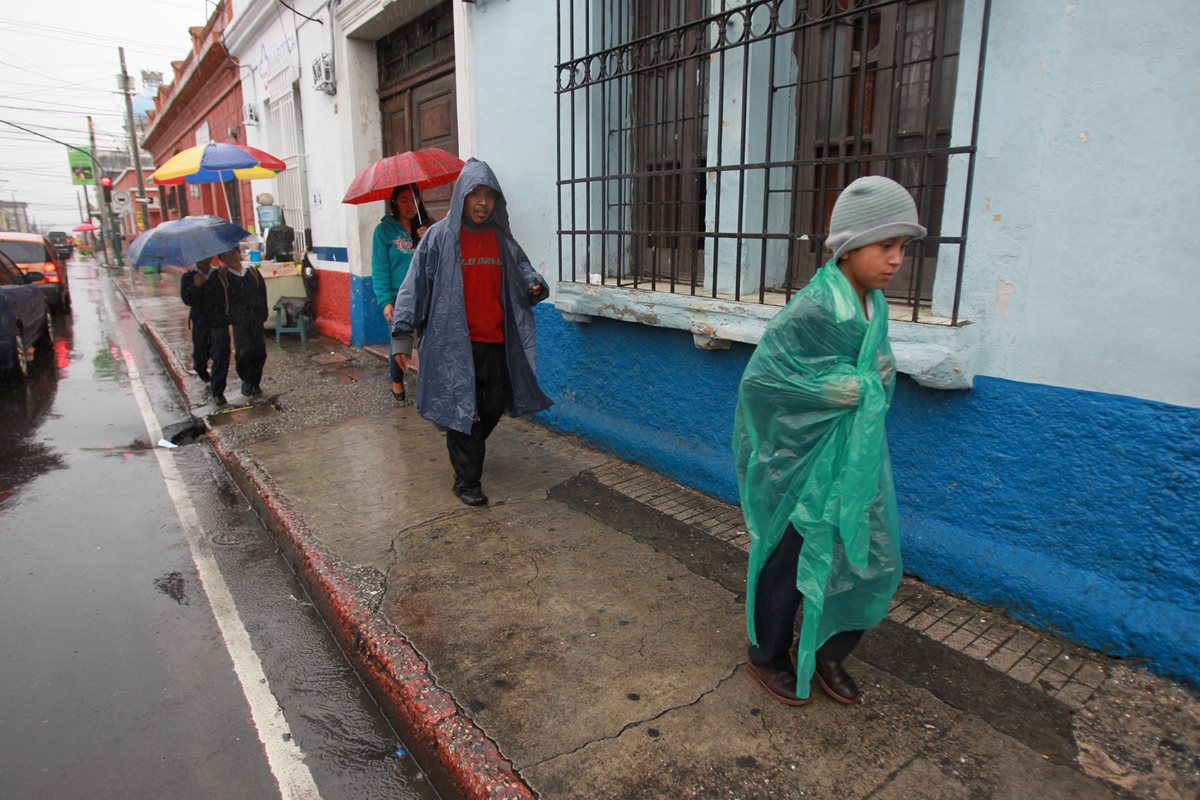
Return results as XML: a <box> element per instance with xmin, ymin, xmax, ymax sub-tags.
<box><xmin>111</xmin><ymin>190</ymin><xmax>132</xmax><ymax>211</ymax></box>
<box><xmin>67</xmin><ymin>146</ymin><xmax>95</xmax><ymax>185</ymax></box>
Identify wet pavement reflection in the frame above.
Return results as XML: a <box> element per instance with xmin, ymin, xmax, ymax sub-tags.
<box><xmin>0</xmin><ymin>260</ymin><xmax>436</xmax><ymax>799</ymax></box>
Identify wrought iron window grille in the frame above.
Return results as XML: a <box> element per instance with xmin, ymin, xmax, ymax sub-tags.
<box><xmin>555</xmin><ymin>0</ymin><xmax>991</xmax><ymax>325</ymax></box>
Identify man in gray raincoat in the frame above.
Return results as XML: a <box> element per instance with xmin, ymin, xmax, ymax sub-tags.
<box><xmin>390</xmin><ymin>158</ymin><xmax>552</xmax><ymax>506</ymax></box>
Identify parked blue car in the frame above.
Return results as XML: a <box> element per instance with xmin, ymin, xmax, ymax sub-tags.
<box><xmin>0</xmin><ymin>250</ymin><xmax>53</xmax><ymax>380</ymax></box>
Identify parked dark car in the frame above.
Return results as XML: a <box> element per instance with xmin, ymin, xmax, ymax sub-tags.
<box><xmin>0</xmin><ymin>250</ymin><xmax>53</xmax><ymax>380</ymax></box>
<box><xmin>0</xmin><ymin>232</ymin><xmax>71</xmax><ymax>312</ymax></box>
<box><xmin>47</xmin><ymin>230</ymin><xmax>74</xmax><ymax>260</ymax></box>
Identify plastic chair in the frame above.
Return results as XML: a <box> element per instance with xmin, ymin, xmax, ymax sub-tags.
<box><xmin>273</xmin><ymin>297</ymin><xmax>311</xmax><ymax>344</ymax></box>
<box><xmin>273</xmin><ymin>256</ymin><xmax>318</xmax><ymax>345</ymax></box>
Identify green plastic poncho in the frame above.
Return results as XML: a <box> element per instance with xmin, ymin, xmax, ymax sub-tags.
<box><xmin>733</xmin><ymin>262</ymin><xmax>902</xmax><ymax>699</ymax></box>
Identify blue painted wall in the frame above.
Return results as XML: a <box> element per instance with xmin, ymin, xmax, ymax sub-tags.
<box><xmin>350</xmin><ymin>274</ymin><xmax>391</xmax><ymax>347</ymax></box>
<box><xmin>532</xmin><ymin>304</ymin><xmax>1200</xmax><ymax>685</ymax></box>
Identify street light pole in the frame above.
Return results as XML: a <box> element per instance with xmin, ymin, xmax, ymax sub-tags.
<box><xmin>119</xmin><ymin>47</ymin><xmax>149</xmax><ymax>234</ymax></box>
<box><xmin>88</xmin><ymin>115</ymin><xmax>121</xmax><ymax>267</ymax></box>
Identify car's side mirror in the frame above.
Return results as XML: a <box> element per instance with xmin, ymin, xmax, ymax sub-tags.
<box><xmin>24</xmin><ymin>272</ymin><xmax>44</xmax><ymax>283</ymax></box>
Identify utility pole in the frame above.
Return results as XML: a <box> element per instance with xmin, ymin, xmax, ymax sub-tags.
<box><xmin>88</xmin><ymin>115</ymin><xmax>121</xmax><ymax>267</ymax></box>
<box><xmin>76</xmin><ymin>190</ymin><xmax>84</xmax><ymax>224</ymax></box>
<box><xmin>79</xmin><ymin>188</ymin><xmax>96</xmax><ymax>251</ymax></box>
<box><xmin>118</xmin><ymin>47</ymin><xmax>148</xmax><ymax>234</ymax></box>
<box><xmin>82</xmin><ymin>185</ymin><xmax>95</xmax><ymax>239</ymax></box>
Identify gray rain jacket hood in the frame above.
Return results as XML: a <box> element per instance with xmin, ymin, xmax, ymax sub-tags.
<box><xmin>390</xmin><ymin>158</ymin><xmax>553</xmax><ymax>434</ymax></box>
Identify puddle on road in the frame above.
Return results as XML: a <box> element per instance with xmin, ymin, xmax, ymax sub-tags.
<box><xmin>153</xmin><ymin>571</ymin><xmax>188</xmax><ymax>604</ymax></box>
<box><xmin>81</xmin><ymin>439</ymin><xmax>155</xmax><ymax>456</ymax></box>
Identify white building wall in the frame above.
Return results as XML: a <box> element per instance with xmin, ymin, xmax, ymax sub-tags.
<box><xmin>457</xmin><ymin>2</ymin><xmax>561</xmax><ymax>288</ymax></box>
<box><xmin>226</xmin><ymin>0</ymin><xmax>352</xmax><ymax>274</ymax></box>
<box><xmin>467</xmin><ymin>0</ymin><xmax>1200</xmax><ymax>409</ymax></box>
<box><xmin>946</xmin><ymin>2</ymin><xmax>1200</xmax><ymax>408</ymax></box>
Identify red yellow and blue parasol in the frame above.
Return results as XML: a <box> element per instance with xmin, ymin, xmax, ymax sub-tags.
<box><xmin>151</xmin><ymin>142</ymin><xmax>286</xmax><ymax>185</ymax></box>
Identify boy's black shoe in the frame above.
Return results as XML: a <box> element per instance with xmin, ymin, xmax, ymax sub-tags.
<box><xmin>745</xmin><ymin>660</ymin><xmax>811</xmax><ymax>706</ymax></box>
<box><xmin>241</xmin><ymin>381</ymin><xmax>253</xmax><ymax>396</ymax></box>
<box><xmin>213</xmin><ymin>393</ymin><xmax>228</xmax><ymax>406</ymax></box>
<box><xmin>451</xmin><ymin>480</ymin><xmax>463</xmax><ymax>497</ymax></box>
<box><xmin>458</xmin><ymin>486</ymin><xmax>488</xmax><ymax>506</ymax></box>
<box><xmin>249</xmin><ymin>385</ymin><xmax>263</xmax><ymax>396</ymax></box>
<box><xmin>196</xmin><ymin>368</ymin><xmax>210</xmax><ymax>382</ymax></box>
<box><xmin>814</xmin><ymin>657</ymin><xmax>860</xmax><ymax>704</ymax></box>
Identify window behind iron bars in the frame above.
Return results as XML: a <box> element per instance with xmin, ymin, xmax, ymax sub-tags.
<box><xmin>556</xmin><ymin>0</ymin><xmax>989</xmax><ymax>325</ymax></box>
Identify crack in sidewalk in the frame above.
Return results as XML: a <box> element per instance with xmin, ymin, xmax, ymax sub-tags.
<box><xmin>523</xmin><ymin>661</ymin><xmax>744</xmax><ymax>772</ymax></box>
<box><xmin>493</xmin><ymin>528</ymin><xmax>544</xmax><ymax>608</ymax></box>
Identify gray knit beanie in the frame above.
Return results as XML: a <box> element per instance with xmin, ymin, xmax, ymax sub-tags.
<box><xmin>825</xmin><ymin>176</ymin><xmax>927</xmax><ymax>263</ymax></box>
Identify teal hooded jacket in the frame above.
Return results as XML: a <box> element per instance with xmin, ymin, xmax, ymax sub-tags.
<box><xmin>371</xmin><ymin>213</ymin><xmax>416</xmax><ymax>311</ymax></box>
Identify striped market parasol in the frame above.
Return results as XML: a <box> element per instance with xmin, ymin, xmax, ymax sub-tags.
<box><xmin>152</xmin><ymin>142</ymin><xmax>286</xmax><ymax>185</ymax></box>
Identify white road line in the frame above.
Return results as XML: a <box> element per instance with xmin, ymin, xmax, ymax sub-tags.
<box><xmin>103</xmin><ymin>288</ymin><xmax>322</xmax><ymax>800</ymax></box>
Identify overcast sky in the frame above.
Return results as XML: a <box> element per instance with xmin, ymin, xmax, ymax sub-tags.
<box><xmin>0</xmin><ymin>1</ymin><xmax>219</xmax><ymax>229</ymax></box>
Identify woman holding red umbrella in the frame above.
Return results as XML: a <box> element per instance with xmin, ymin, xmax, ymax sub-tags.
<box><xmin>372</xmin><ymin>184</ymin><xmax>430</xmax><ymax>402</ymax></box>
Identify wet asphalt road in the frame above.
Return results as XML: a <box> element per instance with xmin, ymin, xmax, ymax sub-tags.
<box><xmin>0</xmin><ymin>260</ymin><xmax>437</xmax><ymax>800</ymax></box>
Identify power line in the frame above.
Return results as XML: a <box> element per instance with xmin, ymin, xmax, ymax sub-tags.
<box><xmin>3</xmin><ymin>80</ymin><xmax>118</xmax><ymax>100</ymax></box>
<box><xmin>0</xmin><ymin>104</ymin><xmax>125</xmax><ymax>118</ymax></box>
<box><xmin>0</xmin><ymin>92</ymin><xmax>123</xmax><ymax>111</ymax></box>
<box><xmin>0</xmin><ymin>119</ymin><xmax>118</xmax><ymax>136</ymax></box>
<box><xmin>0</xmin><ymin>17</ymin><xmax>184</xmax><ymax>55</ymax></box>
<box><xmin>0</xmin><ymin>118</ymin><xmax>98</xmax><ymax>163</ymax></box>
<box><xmin>0</xmin><ymin>57</ymin><xmax>120</xmax><ymax>92</ymax></box>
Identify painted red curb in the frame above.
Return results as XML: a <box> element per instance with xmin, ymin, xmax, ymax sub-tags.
<box><xmin>116</xmin><ymin>278</ymin><xmax>535</xmax><ymax>799</ymax></box>
<box><xmin>209</xmin><ymin>430</ymin><xmax>536</xmax><ymax>800</ymax></box>
<box><xmin>112</xmin><ymin>277</ymin><xmax>199</xmax><ymax>407</ymax></box>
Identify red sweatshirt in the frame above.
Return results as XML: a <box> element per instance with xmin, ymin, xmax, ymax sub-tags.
<box><xmin>460</xmin><ymin>226</ymin><xmax>504</xmax><ymax>342</ymax></box>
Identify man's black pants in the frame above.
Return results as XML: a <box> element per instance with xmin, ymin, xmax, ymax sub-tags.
<box><xmin>232</xmin><ymin>320</ymin><xmax>267</xmax><ymax>390</ymax></box>
<box><xmin>446</xmin><ymin>342</ymin><xmax>510</xmax><ymax>490</ymax></box>
<box><xmin>190</xmin><ymin>318</ymin><xmax>211</xmax><ymax>378</ymax></box>
<box><xmin>209</xmin><ymin>323</ymin><xmax>231</xmax><ymax>398</ymax></box>
<box><xmin>750</xmin><ymin>524</ymin><xmax>863</xmax><ymax>671</ymax></box>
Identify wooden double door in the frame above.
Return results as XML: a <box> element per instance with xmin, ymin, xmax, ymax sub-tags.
<box><xmin>380</xmin><ymin>66</ymin><xmax>457</xmax><ymax>222</ymax></box>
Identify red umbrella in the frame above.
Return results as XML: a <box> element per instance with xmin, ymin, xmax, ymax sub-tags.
<box><xmin>73</xmin><ymin>222</ymin><xmax>98</xmax><ymax>232</ymax></box>
<box><xmin>342</xmin><ymin>148</ymin><xmax>464</xmax><ymax>205</ymax></box>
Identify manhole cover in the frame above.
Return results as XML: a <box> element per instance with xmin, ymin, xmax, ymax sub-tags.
<box><xmin>208</xmin><ymin>398</ymin><xmax>282</xmax><ymax>425</ymax></box>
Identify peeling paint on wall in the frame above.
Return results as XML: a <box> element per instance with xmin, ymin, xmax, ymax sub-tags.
<box><xmin>996</xmin><ymin>279</ymin><xmax>1015</xmax><ymax>319</ymax></box>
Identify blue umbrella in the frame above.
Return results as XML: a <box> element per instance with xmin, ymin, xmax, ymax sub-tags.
<box><xmin>126</xmin><ymin>215</ymin><xmax>251</xmax><ymax>267</ymax></box>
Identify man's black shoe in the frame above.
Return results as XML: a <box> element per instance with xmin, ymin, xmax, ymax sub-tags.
<box><xmin>814</xmin><ymin>657</ymin><xmax>860</xmax><ymax>704</ymax></box>
<box><xmin>451</xmin><ymin>480</ymin><xmax>463</xmax><ymax>497</ymax></box>
<box><xmin>458</xmin><ymin>486</ymin><xmax>488</xmax><ymax>506</ymax></box>
<box><xmin>241</xmin><ymin>381</ymin><xmax>253</xmax><ymax>396</ymax></box>
<box><xmin>213</xmin><ymin>393</ymin><xmax>228</xmax><ymax>406</ymax></box>
<box><xmin>249</xmin><ymin>384</ymin><xmax>263</xmax><ymax>396</ymax></box>
<box><xmin>196</xmin><ymin>369</ymin><xmax>210</xmax><ymax>382</ymax></box>
<box><xmin>745</xmin><ymin>660</ymin><xmax>811</xmax><ymax>706</ymax></box>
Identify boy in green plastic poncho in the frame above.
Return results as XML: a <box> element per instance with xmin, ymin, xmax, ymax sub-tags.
<box><xmin>734</xmin><ymin>176</ymin><xmax>926</xmax><ymax>705</ymax></box>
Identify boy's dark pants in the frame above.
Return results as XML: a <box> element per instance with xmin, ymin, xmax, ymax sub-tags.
<box><xmin>190</xmin><ymin>318</ymin><xmax>211</xmax><ymax>378</ymax></box>
<box><xmin>750</xmin><ymin>524</ymin><xmax>863</xmax><ymax>672</ymax></box>
<box><xmin>232</xmin><ymin>321</ymin><xmax>267</xmax><ymax>390</ymax></box>
<box><xmin>446</xmin><ymin>342</ymin><xmax>510</xmax><ymax>490</ymax></box>
<box><xmin>389</xmin><ymin>350</ymin><xmax>405</xmax><ymax>384</ymax></box>
<box><xmin>208</xmin><ymin>323</ymin><xmax>231</xmax><ymax>398</ymax></box>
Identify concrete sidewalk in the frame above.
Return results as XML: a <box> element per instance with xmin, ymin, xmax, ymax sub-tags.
<box><xmin>113</xmin><ymin>264</ymin><xmax>1198</xmax><ymax>800</ymax></box>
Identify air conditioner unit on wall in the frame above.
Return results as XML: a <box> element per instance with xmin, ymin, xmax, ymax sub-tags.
<box><xmin>244</xmin><ymin>103</ymin><xmax>259</xmax><ymax>125</ymax></box>
<box><xmin>312</xmin><ymin>53</ymin><xmax>336</xmax><ymax>96</ymax></box>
